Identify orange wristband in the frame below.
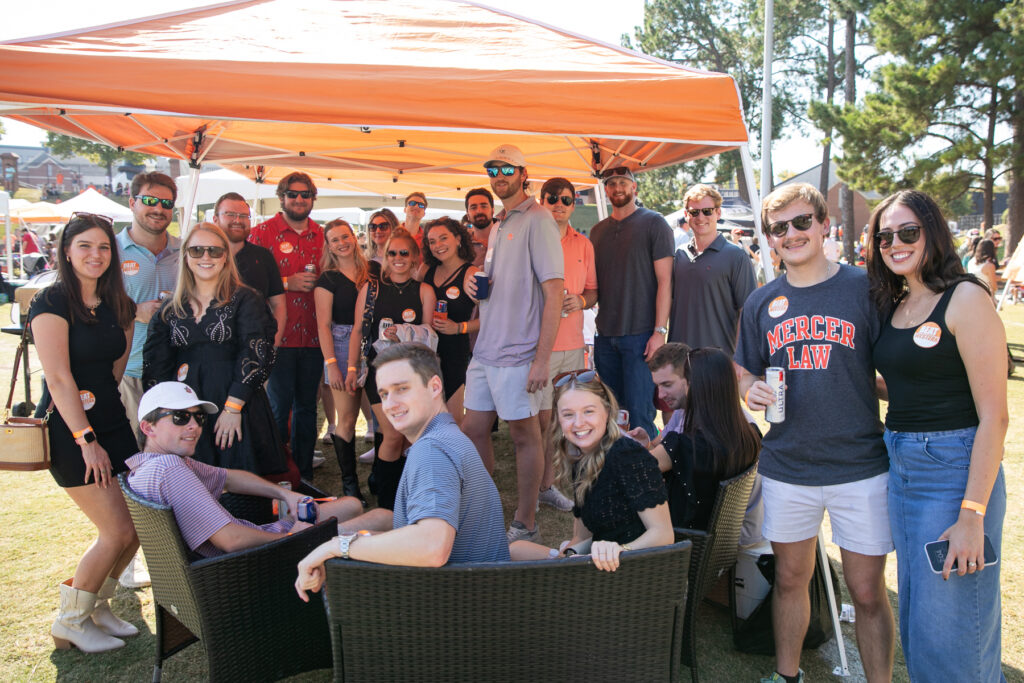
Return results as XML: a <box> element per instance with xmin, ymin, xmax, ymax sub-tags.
<box><xmin>224</xmin><ymin>400</ymin><xmax>243</xmax><ymax>413</ymax></box>
<box><xmin>744</xmin><ymin>388</ymin><xmax>752</xmax><ymax>405</ymax></box>
<box><xmin>961</xmin><ymin>499</ymin><xmax>986</xmax><ymax>517</ymax></box>
<box><xmin>325</xmin><ymin>357</ymin><xmax>337</xmax><ymax>365</ymax></box>
<box><xmin>72</xmin><ymin>426</ymin><xmax>94</xmax><ymax>439</ymax></box>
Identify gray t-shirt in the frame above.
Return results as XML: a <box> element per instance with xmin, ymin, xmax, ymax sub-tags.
<box><xmin>475</xmin><ymin>197</ymin><xmax>563</xmax><ymax>367</ymax></box>
<box><xmin>590</xmin><ymin>207</ymin><xmax>674</xmax><ymax>336</ymax></box>
<box><xmin>734</xmin><ymin>264</ymin><xmax>887</xmax><ymax>486</ymax></box>
<box><xmin>393</xmin><ymin>412</ymin><xmax>510</xmax><ymax>563</ymax></box>
<box><xmin>669</xmin><ymin>234</ymin><xmax>757</xmax><ymax>355</ymax></box>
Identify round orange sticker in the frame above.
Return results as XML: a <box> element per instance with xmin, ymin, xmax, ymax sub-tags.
<box><xmin>177</xmin><ymin>363</ymin><xmax>189</xmax><ymax>381</ymax></box>
<box><xmin>768</xmin><ymin>296</ymin><xmax>789</xmax><ymax>318</ymax></box>
<box><xmin>279</xmin><ymin>242</ymin><xmax>294</xmax><ymax>254</ymax></box>
<box><xmin>79</xmin><ymin>390</ymin><xmax>96</xmax><ymax>410</ymax></box>
<box><xmin>913</xmin><ymin>322</ymin><xmax>941</xmax><ymax>348</ymax></box>
<box><xmin>446</xmin><ymin>286</ymin><xmax>460</xmax><ymax>300</ymax></box>
<box><xmin>402</xmin><ymin>308</ymin><xmax>416</xmax><ymax>323</ymax></box>
<box><xmin>121</xmin><ymin>260</ymin><xmax>140</xmax><ymax>277</ymax></box>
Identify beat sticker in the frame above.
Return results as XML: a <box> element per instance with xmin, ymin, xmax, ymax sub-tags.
<box><xmin>402</xmin><ymin>308</ymin><xmax>416</xmax><ymax>323</ymax></box>
<box><xmin>446</xmin><ymin>286</ymin><xmax>460</xmax><ymax>300</ymax></box>
<box><xmin>279</xmin><ymin>242</ymin><xmax>294</xmax><ymax>254</ymax></box>
<box><xmin>913</xmin><ymin>322</ymin><xmax>942</xmax><ymax>348</ymax></box>
<box><xmin>79</xmin><ymin>390</ymin><xmax>96</xmax><ymax>410</ymax></box>
<box><xmin>121</xmin><ymin>260</ymin><xmax>140</xmax><ymax>277</ymax></box>
<box><xmin>177</xmin><ymin>363</ymin><xmax>189</xmax><ymax>381</ymax></box>
<box><xmin>768</xmin><ymin>296</ymin><xmax>789</xmax><ymax>318</ymax></box>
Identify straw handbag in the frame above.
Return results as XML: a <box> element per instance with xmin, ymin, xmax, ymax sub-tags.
<box><xmin>1</xmin><ymin>326</ymin><xmax>51</xmax><ymax>471</ymax></box>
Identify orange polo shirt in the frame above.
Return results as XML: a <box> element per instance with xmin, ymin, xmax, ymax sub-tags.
<box><xmin>554</xmin><ymin>225</ymin><xmax>598</xmax><ymax>352</ymax></box>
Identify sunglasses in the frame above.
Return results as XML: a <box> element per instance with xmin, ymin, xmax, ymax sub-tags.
<box><xmin>766</xmin><ymin>213</ymin><xmax>814</xmax><ymax>238</ymax></box>
<box><xmin>874</xmin><ymin>226</ymin><xmax>922</xmax><ymax>249</ymax></box>
<box><xmin>486</xmin><ymin>165</ymin><xmax>517</xmax><ymax>178</ymax></box>
<box><xmin>369</xmin><ymin>221</ymin><xmax>391</xmax><ymax>231</ymax></box>
<box><xmin>687</xmin><ymin>207</ymin><xmax>717</xmax><ymax>217</ymax></box>
<box><xmin>153</xmin><ymin>409</ymin><xmax>207</xmax><ymax>427</ymax></box>
<box><xmin>69</xmin><ymin>211</ymin><xmax>113</xmax><ymax>227</ymax></box>
<box><xmin>187</xmin><ymin>245</ymin><xmax>227</xmax><ymax>259</ymax></box>
<box><xmin>407</xmin><ymin>200</ymin><xmax>427</xmax><ymax>209</ymax></box>
<box><xmin>545</xmin><ymin>194</ymin><xmax>574</xmax><ymax>207</ymax></box>
<box><xmin>284</xmin><ymin>190</ymin><xmax>313</xmax><ymax>200</ymax></box>
<box><xmin>219</xmin><ymin>211</ymin><xmax>250</xmax><ymax>221</ymax></box>
<box><xmin>387</xmin><ymin>249</ymin><xmax>411</xmax><ymax>258</ymax></box>
<box><xmin>135</xmin><ymin>195</ymin><xmax>175</xmax><ymax>210</ymax></box>
<box><xmin>599</xmin><ymin>166</ymin><xmax>632</xmax><ymax>180</ymax></box>
<box><xmin>553</xmin><ymin>369</ymin><xmax>598</xmax><ymax>388</ymax></box>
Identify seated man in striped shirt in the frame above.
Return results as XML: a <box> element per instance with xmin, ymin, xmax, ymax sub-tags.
<box><xmin>126</xmin><ymin>382</ymin><xmax>374</xmax><ymax>558</ymax></box>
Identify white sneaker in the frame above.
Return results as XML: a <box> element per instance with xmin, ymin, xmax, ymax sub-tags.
<box><xmin>506</xmin><ymin>520</ymin><xmax>540</xmax><ymax>544</ymax></box>
<box><xmin>118</xmin><ymin>555</ymin><xmax>151</xmax><ymax>589</ymax></box>
<box><xmin>537</xmin><ymin>486</ymin><xmax>574</xmax><ymax>512</ymax></box>
<box><xmin>312</xmin><ymin>454</ymin><xmax>326</xmax><ymax>468</ymax></box>
<box><xmin>358</xmin><ymin>447</ymin><xmax>375</xmax><ymax>463</ymax></box>
<box><xmin>320</xmin><ymin>425</ymin><xmax>335</xmax><ymax>444</ymax></box>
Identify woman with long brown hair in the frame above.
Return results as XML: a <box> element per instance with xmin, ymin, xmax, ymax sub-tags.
<box><xmin>29</xmin><ymin>212</ymin><xmax>139</xmax><ymax>652</ymax></box>
<box><xmin>143</xmin><ymin>223</ymin><xmax>285</xmax><ymax>476</ymax></box>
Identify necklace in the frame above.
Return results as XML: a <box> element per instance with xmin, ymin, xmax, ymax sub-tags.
<box><xmin>86</xmin><ymin>298</ymin><xmax>102</xmax><ymax>315</ymax></box>
<box><xmin>389</xmin><ymin>277</ymin><xmax>414</xmax><ymax>296</ymax></box>
<box><xmin>900</xmin><ymin>290</ymin><xmax>938</xmax><ymax>326</ymax></box>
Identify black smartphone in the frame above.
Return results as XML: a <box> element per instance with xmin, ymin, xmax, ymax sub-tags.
<box><xmin>924</xmin><ymin>535</ymin><xmax>998</xmax><ymax>574</ymax></box>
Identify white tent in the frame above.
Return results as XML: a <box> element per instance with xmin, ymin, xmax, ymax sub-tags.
<box><xmin>54</xmin><ymin>188</ymin><xmax>134</xmax><ymax>222</ymax></box>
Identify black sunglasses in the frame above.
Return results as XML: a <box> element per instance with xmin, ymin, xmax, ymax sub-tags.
<box><xmin>284</xmin><ymin>190</ymin><xmax>313</xmax><ymax>200</ymax></box>
<box><xmin>687</xmin><ymin>207</ymin><xmax>716</xmax><ymax>217</ymax></box>
<box><xmin>135</xmin><ymin>195</ymin><xmax>175</xmax><ymax>210</ymax></box>
<box><xmin>387</xmin><ymin>249</ymin><xmax>411</xmax><ymax>257</ymax></box>
<box><xmin>766</xmin><ymin>213</ymin><xmax>814</xmax><ymax>238</ymax></box>
<box><xmin>486</xmin><ymin>165</ymin><xmax>517</xmax><ymax>178</ymax></box>
<box><xmin>187</xmin><ymin>245</ymin><xmax>227</xmax><ymax>259</ymax></box>
<box><xmin>874</xmin><ymin>226</ymin><xmax>922</xmax><ymax>249</ymax></box>
<box><xmin>553</xmin><ymin>369</ymin><xmax>598</xmax><ymax>388</ymax></box>
<box><xmin>599</xmin><ymin>166</ymin><xmax>632</xmax><ymax>180</ymax></box>
<box><xmin>369</xmin><ymin>222</ymin><xmax>391</xmax><ymax>231</ymax></box>
<box><xmin>545</xmin><ymin>194</ymin><xmax>574</xmax><ymax>207</ymax></box>
<box><xmin>153</xmin><ymin>409</ymin><xmax>207</xmax><ymax>427</ymax></box>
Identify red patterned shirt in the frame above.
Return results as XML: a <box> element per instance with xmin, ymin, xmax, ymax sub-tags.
<box><xmin>248</xmin><ymin>213</ymin><xmax>324</xmax><ymax>348</ymax></box>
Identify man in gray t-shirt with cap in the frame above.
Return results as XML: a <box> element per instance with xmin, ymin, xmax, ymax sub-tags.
<box><xmin>462</xmin><ymin>144</ymin><xmax>564</xmax><ymax>544</ymax></box>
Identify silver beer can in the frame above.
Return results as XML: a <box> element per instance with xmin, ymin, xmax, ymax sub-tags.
<box><xmin>765</xmin><ymin>367</ymin><xmax>785</xmax><ymax>423</ymax></box>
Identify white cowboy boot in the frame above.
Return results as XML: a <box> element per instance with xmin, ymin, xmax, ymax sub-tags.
<box><xmin>91</xmin><ymin>577</ymin><xmax>139</xmax><ymax>637</ymax></box>
<box><xmin>51</xmin><ymin>579</ymin><xmax>126</xmax><ymax>653</ymax></box>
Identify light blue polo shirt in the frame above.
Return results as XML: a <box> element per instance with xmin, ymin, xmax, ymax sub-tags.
<box><xmin>115</xmin><ymin>228</ymin><xmax>181</xmax><ymax>377</ymax></box>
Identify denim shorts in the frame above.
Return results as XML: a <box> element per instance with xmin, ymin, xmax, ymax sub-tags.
<box><xmin>885</xmin><ymin>426</ymin><xmax>1006</xmax><ymax>682</ymax></box>
<box><xmin>323</xmin><ymin>323</ymin><xmax>356</xmax><ymax>383</ymax></box>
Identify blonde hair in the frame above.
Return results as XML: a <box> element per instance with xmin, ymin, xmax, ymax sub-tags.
<box><xmin>760</xmin><ymin>183</ymin><xmax>828</xmax><ymax>234</ymax></box>
<box><xmin>320</xmin><ymin>219</ymin><xmax>370</xmax><ymax>288</ymax></box>
<box><xmin>550</xmin><ymin>377</ymin><xmax>622</xmax><ymax>506</ymax></box>
<box><xmin>166</xmin><ymin>222</ymin><xmax>240</xmax><ymax>320</ymax></box>
<box><xmin>682</xmin><ymin>183</ymin><xmax>723</xmax><ymax>209</ymax></box>
<box><xmin>381</xmin><ymin>229</ymin><xmax>420</xmax><ymax>282</ymax></box>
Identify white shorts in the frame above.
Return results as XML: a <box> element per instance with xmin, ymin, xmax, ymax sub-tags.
<box><xmin>464</xmin><ymin>358</ymin><xmax>541</xmax><ymax>421</ymax></box>
<box><xmin>539</xmin><ymin>347</ymin><xmax>585</xmax><ymax>410</ymax></box>
<box><xmin>761</xmin><ymin>472</ymin><xmax>893</xmax><ymax>556</ymax></box>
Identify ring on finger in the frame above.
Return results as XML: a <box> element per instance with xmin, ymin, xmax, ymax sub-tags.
<box><xmin>967</xmin><ymin>561</ymin><xmax>977</xmax><ymax>568</ymax></box>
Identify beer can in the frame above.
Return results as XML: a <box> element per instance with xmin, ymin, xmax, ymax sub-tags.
<box><xmin>295</xmin><ymin>496</ymin><xmax>319</xmax><ymax>523</ymax></box>
<box><xmin>616</xmin><ymin>409</ymin><xmax>630</xmax><ymax>429</ymax></box>
<box><xmin>304</xmin><ymin>263</ymin><xmax>316</xmax><ymax>274</ymax></box>
<box><xmin>435</xmin><ymin>300</ymin><xmax>448</xmax><ymax>322</ymax></box>
<box><xmin>276</xmin><ymin>481</ymin><xmax>292</xmax><ymax>519</ymax></box>
<box><xmin>561</xmin><ymin>289</ymin><xmax>570</xmax><ymax>318</ymax></box>
<box><xmin>765</xmin><ymin>367</ymin><xmax>785</xmax><ymax>423</ymax></box>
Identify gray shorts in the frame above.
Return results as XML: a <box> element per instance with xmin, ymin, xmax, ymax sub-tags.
<box><xmin>464</xmin><ymin>358</ymin><xmax>541</xmax><ymax>421</ymax></box>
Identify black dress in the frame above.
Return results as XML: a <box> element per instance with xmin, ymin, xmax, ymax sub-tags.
<box><xmin>425</xmin><ymin>262</ymin><xmax>474</xmax><ymax>399</ymax></box>
<box><xmin>142</xmin><ymin>286</ymin><xmax>287</xmax><ymax>475</ymax></box>
<box><xmin>661</xmin><ymin>431</ymin><xmax>722</xmax><ymax>531</ymax></box>
<box><xmin>574</xmin><ymin>437</ymin><xmax>667</xmax><ymax>544</ymax></box>
<box><xmin>28</xmin><ymin>283</ymin><xmax>138</xmax><ymax>488</ymax></box>
<box><xmin>363</xmin><ymin>277</ymin><xmax>423</xmax><ymax>404</ymax></box>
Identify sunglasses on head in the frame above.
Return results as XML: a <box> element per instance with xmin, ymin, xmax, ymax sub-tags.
<box><xmin>186</xmin><ymin>245</ymin><xmax>227</xmax><ymax>259</ymax></box>
<box><xmin>545</xmin><ymin>194</ymin><xmax>574</xmax><ymax>207</ymax></box>
<box><xmin>284</xmin><ymin>190</ymin><xmax>313</xmax><ymax>200</ymax></box>
<box><xmin>153</xmin><ymin>409</ymin><xmax>207</xmax><ymax>427</ymax></box>
<box><xmin>407</xmin><ymin>200</ymin><xmax>427</xmax><ymax>209</ymax></box>
<box><xmin>553</xmin><ymin>369</ymin><xmax>599</xmax><ymax>388</ymax></box>
<box><xmin>135</xmin><ymin>195</ymin><xmax>175</xmax><ymax>210</ymax></box>
<box><xmin>387</xmin><ymin>249</ymin><xmax>411</xmax><ymax>258</ymax></box>
<box><xmin>486</xmin><ymin>165</ymin><xmax>517</xmax><ymax>178</ymax></box>
<box><xmin>766</xmin><ymin>213</ymin><xmax>814</xmax><ymax>238</ymax></box>
<box><xmin>874</xmin><ymin>225</ymin><xmax>922</xmax><ymax>249</ymax></box>
<box><xmin>69</xmin><ymin>211</ymin><xmax>113</xmax><ymax>227</ymax></box>
<box><xmin>599</xmin><ymin>166</ymin><xmax>632</xmax><ymax>180</ymax></box>
<box><xmin>687</xmin><ymin>207</ymin><xmax>717</xmax><ymax>217</ymax></box>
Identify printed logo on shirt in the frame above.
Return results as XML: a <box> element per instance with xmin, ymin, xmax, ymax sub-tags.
<box><xmin>446</xmin><ymin>286</ymin><xmax>460</xmax><ymax>300</ymax></box>
<box><xmin>402</xmin><ymin>308</ymin><xmax>416</xmax><ymax>322</ymax></box>
<box><xmin>79</xmin><ymin>390</ymin><xmax>96</xmax><ymax>410</ymax></box>
<box><xmin>279</xmin><ymin>242</ymin><xmax>294</xmax><ymax>254</ymax></box>
<box><xmin>121</xmin><ymin>260</ymin><xmax>140</xmax><ymax>277</ymax></box>
<box><xmin>768</xmin><ymin>296</ymin><xmax>788</xmax><ymax>318</ymax></box>
<box><xmin>913</xmin><ymin>322</ymin><xmax>941</xmax><ymax>349</ymax></box>
<box><xmin>766</xmin><ymin>315</ymin><xmax>857</xmax><ymax>370</ymax></box>
<box><xmin>506</xmin><ymin>233</ymin><xmax>514</xmax><ymax>240</ymax></box>
<box><xmin>177</xmin><ymin>363</ymin><xmax>189</xmax><ymax>382</ymax></box>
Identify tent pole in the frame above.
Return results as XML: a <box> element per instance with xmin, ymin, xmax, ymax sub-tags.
<box><xmin>0</xmin><ymin>191</ymin><xmax>12</xmax><ymax>281</ymax></box>
<box><xmin>595</xmin><ymin>182</ymin><xmax>608</xmax><ymax>221</ymax></box>
<box><xmin>760</xmin><ymin>0</ymin><xmax>775</xmax><ymax>196</ymax></box>
<box><xmin>741</xmin><ymin>145</ymin><xmax>774</xmax><ymax>283</ymax></box>
<box><xmin>180</xmin><ymin>165</ymin><xmax>202</xmax><ymax>235</ymax></box>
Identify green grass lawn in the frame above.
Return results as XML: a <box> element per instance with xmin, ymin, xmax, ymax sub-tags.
<box><xmin>1</xmin><ymin>300</ymin><xmax>1023</xmax><ymax>682</ymax></box>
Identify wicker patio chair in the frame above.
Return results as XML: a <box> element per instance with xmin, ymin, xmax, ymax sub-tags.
<box><xmin>119</xmin><ymin>474</ymin><xmax>337</xmax><ymax>683</ymax></box>
<box><xmin>323</xmin><ymin>540</ymin><xmax>692</xmax><ymax>682</ymax></box>
<box><xmin>674</xmin><ymin>463</ymin><xmax>758</xmax><ymax>683</ymax></box>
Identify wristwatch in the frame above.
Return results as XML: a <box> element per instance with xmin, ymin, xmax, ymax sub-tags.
<box><xmin>337</xmin><ymin>532</ymin><xmax>358</xmax><ymax>560</ymax></box>
<box><xmin>654</xmin><ymin>326</ymin><xmax>669</xmax><ymax>335</ymax></box>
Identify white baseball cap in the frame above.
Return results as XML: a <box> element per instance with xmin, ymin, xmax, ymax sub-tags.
<box><xmin>484</xmin><ymin>144</ymin><xmax>527</xmax><ymax>168</ymax></box>
<box><xmin>138</xmin><ymin>382</ymin><xmax>218</xmax><ymax>424</ymax></box>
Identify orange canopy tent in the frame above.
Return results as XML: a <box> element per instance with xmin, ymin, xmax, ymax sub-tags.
<box><xmin>0</xmin><ymin>0</ymin><xmax>753</xmax><ymax>203</ymax></box>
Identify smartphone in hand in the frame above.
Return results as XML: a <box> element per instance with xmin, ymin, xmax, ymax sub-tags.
<box><xmin>924</xmin><ymin>535</ymin><xmax>998</xmax><ymax>574</ymax></box>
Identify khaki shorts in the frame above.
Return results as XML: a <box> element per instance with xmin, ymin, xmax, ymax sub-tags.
<box><xmin>464</xmin><ymin>358</ymin><xmax>541</xmax><ymax>421</ymax></box>
<box><xmin>539</xmin><ymin>347</ymin><xmax>585</xmax><ymax>410</ymax></box>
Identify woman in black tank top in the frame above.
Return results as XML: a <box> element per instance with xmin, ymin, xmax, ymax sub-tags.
<box><xmin>422</xmin><ymin>217</ymin><xmax>480</xmax><ymax>422</ymax></box>
<box><xmin>866</xmin><ymin>190</ymin><xmax>1008</xmax><ymax>681</ymax></box>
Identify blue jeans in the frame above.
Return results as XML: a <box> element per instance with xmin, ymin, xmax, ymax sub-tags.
<box><xmin>593</xmin><ymin>333</ymin><xmax>656</xmax><ymax>438</ymax></box>
<box><xmin>885</xmin><ymin>427</ymin><xmax>1006</xmax><ymax>682</ymax></box>
<box><xmin>267</xmin><ymin>346</ymin><xmax>324</xmax><ymax>480</ymax></box>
